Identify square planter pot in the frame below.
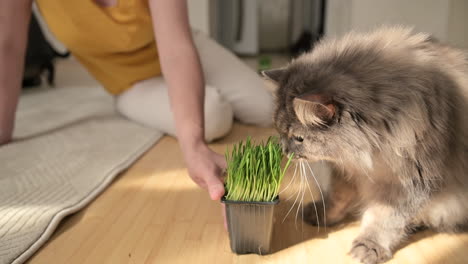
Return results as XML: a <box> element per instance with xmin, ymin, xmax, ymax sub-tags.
<box><xmin>221</xmin><ymin>196</ymin><xmax>279</xmax><ymax>255</ymax></box>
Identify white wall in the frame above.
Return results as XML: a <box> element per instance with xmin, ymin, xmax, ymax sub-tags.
<box><xmin>187</xmin><ymin>0</ymin><xmax>212</xmax><ymax>36</ymax></box>
<box><xmin>324</xmin><ymin>0</ymin><xmax>353</xmax><ymax>37</ymax></box>
<box><xmin>258</xmin><ymin>0</ymin><xmax>290</xmax><ymax>51</ymax></box>
<box><xmin>448</xmin><ymin>0</ymin><xmax>468</xmax><ymax>49</ymax></box>
<box><xmin>351</xmin><ymin>0</ymin><xmax>448</xmax><ymax>39</ymax></box>
<box><xmin>325</xmin><ymin>0</ymin><xmax>468</xmax><ymax>49</ymax></box>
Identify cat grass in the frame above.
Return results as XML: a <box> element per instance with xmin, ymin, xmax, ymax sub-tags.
<box><xmin>224</xmin><ymin>137</ymin><xmax>293</xmax><ymax>202</ymax></box>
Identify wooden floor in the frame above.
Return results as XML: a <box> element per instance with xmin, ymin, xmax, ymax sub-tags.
<box><xmin>28</xmin><ymin>124</ymin><xmax>468</xmax><ymax>264</ymax></box>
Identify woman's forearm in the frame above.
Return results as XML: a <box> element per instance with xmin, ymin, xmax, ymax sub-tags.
<box><xmin>149</xmin><ymin>0</ymin><xmax>206</xmax><ymax>151</ymax></box>
<box><xmin>160</xmin><ymin>48</ymin><xmax>206</xmax><ymax>150</ymax></box>
<box><xmin>0</xmin><ymin>0</ymin><xmax>32</xmax><ymax>144</ymax></box>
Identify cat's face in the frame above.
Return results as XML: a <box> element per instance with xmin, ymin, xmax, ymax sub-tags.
<box><xmin>263</xmin><ymin>64</ymin><xmax>375</xmax><ymax>167</ymax></box>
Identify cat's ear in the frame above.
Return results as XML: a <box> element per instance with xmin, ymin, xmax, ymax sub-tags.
<box><xmin>293</xmin><ymin>94</ymin><xmax>335</xmax><ymax>126</ymax></box>
<box><xmin>261</xmin><ymin>68</ymin><xmax>286</xmax><ymax>83</ymax></box>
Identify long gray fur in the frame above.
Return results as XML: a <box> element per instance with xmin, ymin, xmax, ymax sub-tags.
<box><xmin>264</xmin><ymin>26</ymin><xmax>468</xmax><ymax>264</ymax></box>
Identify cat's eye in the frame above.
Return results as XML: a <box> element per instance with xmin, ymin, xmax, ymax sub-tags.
<box><xmin>293</xmin><ymin>135</ymin><xmax>304</xmax><ymax>143</ymax></box>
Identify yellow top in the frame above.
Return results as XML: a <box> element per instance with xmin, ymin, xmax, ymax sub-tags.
<box><xmin>36</xmin><ymin>0</ymin><xmax>161</xmax><ymax>95</ymax></box>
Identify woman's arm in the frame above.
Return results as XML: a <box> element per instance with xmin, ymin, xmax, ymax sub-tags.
<box><xmin>148</xmin><ymin>0</ymin><xmax>226</xmax><ymax>200</ymax></box>
<box><xmin>0</xmin><ymin>0</ymin><xmax>32</xmax><ymax>145</ymax></box>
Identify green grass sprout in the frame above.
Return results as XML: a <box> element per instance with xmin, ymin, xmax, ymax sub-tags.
<box><xmin>224</xmin><ymin>136</ymin><xmax>294</xmax><ymax>202</ymax></box>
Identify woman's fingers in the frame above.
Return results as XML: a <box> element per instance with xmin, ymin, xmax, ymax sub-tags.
<box><xmin>206</xmin><ymin>173</ymin><xmax>225</xmax><ymax>200</ymax></box>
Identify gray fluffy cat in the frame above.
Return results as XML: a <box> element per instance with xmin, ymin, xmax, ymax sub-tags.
<box><xmin>263</xmin><ymin>27</ymin><xmax>468</xmax><ymax>264</ymax></box>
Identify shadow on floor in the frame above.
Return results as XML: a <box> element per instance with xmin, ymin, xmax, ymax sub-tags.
<box><xmin>270</xmin><ymin>196</ymin><xmax>354</xmax><ymax>253</ymax></box>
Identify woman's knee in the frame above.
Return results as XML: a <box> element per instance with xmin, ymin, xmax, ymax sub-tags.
<box><xmin>192</xmin><ymin>33</ymin><xmax>274</xmax><ymax>127</ymax></box>
<box><xmin>115</xmin><ymin>80</ymin><xmax>177</xmax><ymax>136</ymax></box>
<box><xmin>204</xmin><ymin>87</ymin><xmax>233</xmax><ymax>142</ymax></box>
<box><xmin>116</xmin><ymin>81</ymin><xmax>233</xmax><ymax>142</ymax></box>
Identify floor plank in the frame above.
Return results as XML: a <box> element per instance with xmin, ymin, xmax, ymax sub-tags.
<box><xmin>28</xmin><ymin>124</ymin><xmax>468</xmax><ymax>264</ymax></box>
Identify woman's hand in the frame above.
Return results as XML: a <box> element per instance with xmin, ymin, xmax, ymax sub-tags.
<box><xmin>183</xmin><ymin>142</ymin><xmax>228</xmax><ymax>230</ymax></box>
<box><xmin>183</xmin><ymin>142</ymin><xmax>226</xmax><ymax>200</ymax></box>
<box><xmin>184</xmin><ymin>143</ymin><xmax>227</xmax><ymax>230</ymax></box>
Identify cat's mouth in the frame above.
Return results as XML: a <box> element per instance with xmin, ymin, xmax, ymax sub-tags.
<box><xmin>292</xmin><ymin>153</ymin><xmax>307</xmax><ymax>159</ymax></box>
<box><xmin>293</xmin><ymin>155</ymin><xmax>329</xmax><ymax>163</ymax></box>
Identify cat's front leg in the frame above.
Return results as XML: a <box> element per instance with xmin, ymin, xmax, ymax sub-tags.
<box><xmin>349</xmin><ymin>204</ymin><xmax>408</xmax><ymax>264</ymax></box>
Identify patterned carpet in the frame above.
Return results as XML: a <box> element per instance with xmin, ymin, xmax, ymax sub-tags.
<box><xmin>0</xmin><ymin>59</ymin><xmax>162</xmax><ymax>264</ymax></box>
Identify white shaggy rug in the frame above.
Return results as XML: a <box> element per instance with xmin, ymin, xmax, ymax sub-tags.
<box><xmin>0</xmin><ymin>59</ymin><xmax>163</xmax><ymax>264</ymax></box>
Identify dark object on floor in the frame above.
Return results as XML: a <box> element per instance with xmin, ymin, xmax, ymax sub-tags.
<box><xmin>221</xmin><ymin>196</ymin><xmax>279</xmax><ymax>255</ymax></box>
<box><xmin>289</xmin><ymin>0</ymin><xmax>327</xmax><ymax>58</ymax></box>
<box><xmin>22</xmin><ymin>13</ymin><xmax>70</xmax><ymax>88</ymax></box>
<box><xmin>289</xmin><ymin>31</ymin><xmax>320</xmax><ymax>58</ymax></box>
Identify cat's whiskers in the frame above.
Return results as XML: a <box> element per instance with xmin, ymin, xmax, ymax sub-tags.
<box><xmin>280</xmin><ymin>161</ymin><xmax>298</xmax><ymax>195</ymax></box>
<box><xmin>282</xmin><ymin>161</ymin><xmax>304</xmax><ymax>224</ymax></box>
<box><xmin>302</xmin><ymin>160</ymin><xmax>320</xmax><ymax>232</ymax></box>
<box><xmin>305</xmin><ymin>161</ymin><xmax>327</xmax><ymax>230</ymax></box>
<box><xmin>317</xmin><ymin>149</ymin><xmax>326</xmax><ymax>164</ymax></box>
<box><xmin>357</xmin><ymin>157</ymin><xmax>372</xmax><ymax>181</ymax></box>
<box><xmin>294</xmin><ymin>161</ymin><xmax>306</xmax><ymax>229</ymax></box>
<box><xmin>360</xmin><ymin>164</ymin><xmax>374</xmax><ymax>183</ymax></box>
<box><xmin>285</xmin><ymin>162</ymin><xmax>301</xmax><ymax>201</ymax></box>
<box><xmin>295</xmin><ymin>161</ymin><xmax>307</xmax><ymax>230</ymax></box>
<box><xmin>338</xmin><ymin>153</ymin><xmax>346</xmax><ymax>176</ymax></box>
<box><xmin>352</xmin><ymin>148</ymin><xmax>375</xmax><ymax>183</ymax></box>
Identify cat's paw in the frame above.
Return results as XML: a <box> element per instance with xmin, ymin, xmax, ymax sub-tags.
<box><xmin>349</xmin><ymin>238</ymin><xmax>392</xmax><ymax>264</ymax></box>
